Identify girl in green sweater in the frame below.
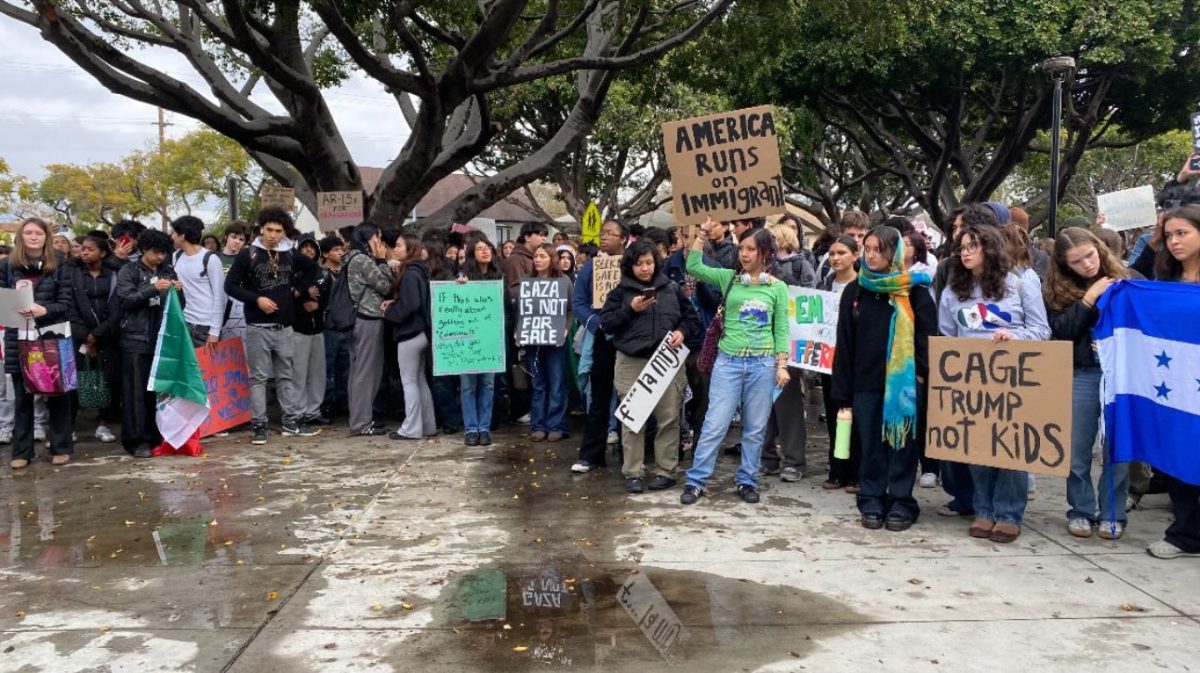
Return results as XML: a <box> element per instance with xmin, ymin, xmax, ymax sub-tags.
<box><xmin>681</xmin><ymin>219</ymin><xmax>791</xmax><ymax>505</ymax></box>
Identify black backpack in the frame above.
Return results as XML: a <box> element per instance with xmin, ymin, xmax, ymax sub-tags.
<box><xmin>324</xmin><ymin>253</ymin><xmax>360</xmax><ymax>332</ymax></box>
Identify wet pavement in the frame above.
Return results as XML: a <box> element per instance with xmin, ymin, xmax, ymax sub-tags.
<box><xmin>2</xmin><ymin>404</ymin><xmax>1199</xmax><ymax>672</ymax></box>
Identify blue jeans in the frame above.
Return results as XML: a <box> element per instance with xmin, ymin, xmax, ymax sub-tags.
<box><xmin>460</xmin><ymin>373</ymin><xmax>495</xmax><ymax>434</ymax></box>
<box><xmin>970</xmin><ymin>465</ymin><xmax>1028</xmax><ymax>525</ymax></box>
<box><xmin>1067</xmin><ymin>367</ymin><xmax>1129</xmax><ymax>524</ymax></box>
<box><xmin>528</xmin><ymin>345</ymin><xmax>569</xmax><ymax>434</ymax></box>
<box><xmin>685</xmin><ymin>353</ymin><xmax>775</xmax><ymax>489</ymax></box>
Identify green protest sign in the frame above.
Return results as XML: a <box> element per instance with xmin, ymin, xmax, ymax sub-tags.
<box><xmin>431</xmin><ymin>280</ymin><xmax>506</xmax><ymax>376</ymax></box>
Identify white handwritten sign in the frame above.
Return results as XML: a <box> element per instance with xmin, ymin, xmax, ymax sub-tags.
<box><xmin>787</xmin><ymin>287</ymin><xmax>841</xmax><ymax>374</ymax></box>
<box><xmin>517</xmin><ymin>278</ymin><xmax>569</xmax><ymax>346</ymax></box>
<box><xmin>617</xmin><ymin>571</ymin><xmax>688</xmax><ymax>663</ymax></box>
<box><xmin>615</xmin><ymin>334</ymin><xmax>689</xmax><ymax>433</ymax></box>
<box><xmin>1098</xmin><ymin>185</ymin><xmax>1157</xmax><ymax>232</ymax></box>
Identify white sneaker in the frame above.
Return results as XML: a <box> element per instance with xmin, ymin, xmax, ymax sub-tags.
<box><xmin>34</xmin><ymin>427</ymin><xmax>46</xmax><ymax>442</ymax></box>
<box><xmin>1147</xmin><ymin>539</ymin><xmax>1199</xmax><ymax>559</ymax></box>
<box><xmin>95</xmin><ymin>425</ymin><xmax>117</xmax><ymax>443</ymax></box>
<box><xmin>571</xmin><ymin>461</ymin><xmax>594</xmax><ymax>474</ymax></box>
<box><xmin>0</xmin><ymin>429</ymin><xmax>10</xmax><ymax>444</ymax></box>
<box><xmin>606</xmin><ymin>431</ymin><xmax>618</xmax><ymax>445</ymax></box>
<box><xmin>1068</xmin><ymin>518</ymin><xmax>1093</xmax><ymax>538</ymax></box>
<box><xmin>918</xmin><ymin>472</ymin><xmax>938</xmax><ymax>488</ymax></box>
<box><xmin>1026</xmin><ymin>474</ymin><xmax>1037</xmax><ymax>500</ymax></box>
<box><xmin>1098</xmin><ymin>521</ymin><xmax>1125</xmax><ymax>540</ymax></box>
<box><xmin>515</xmin><ymin>413</ymin><xmax>531</xmax><ymax>425</ymax></box>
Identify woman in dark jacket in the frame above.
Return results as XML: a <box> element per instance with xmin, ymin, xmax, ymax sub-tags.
<box><xmin>64</xmin><ymin>234</ymin><xmax>126</xmax><ymax>444</ymax></box>
<box><xmin>3</xmin><ymin>217</ymin><xmax>73</xmax><ymax>468</ymax></box>
<box><xmin>383</xmin><ymin>234</ymin><xmax>435</xmax><ymax>440</ymax></box>
<box><xmin>600</xmin><ymin>241</ymin><xmax>700</xmax><ymax>494</ymax></box>
<box><xmin>424</xmin><ymin>241</ymin><xmax>463</xmax><ymax>435</ymax></box>
<box><xmin>831</xmin><ymin>226</ymin><xmax>937</xmax><ymax>531</ymax></box>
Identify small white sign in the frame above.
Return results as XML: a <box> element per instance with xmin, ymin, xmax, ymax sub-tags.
<box><xmin>615</xmin><ymin>334</ymin><xmax>689</xmax><ymax>434</ymax></box>
<box><xmin>1097</xmin><ymin>185</ymin><xmax>1157</xmax><ymax>232</ymax></box>
<box><xmin>617</xmin><ymin>571</ymin><xmax>688</xmax><ymax>663</ymax></box>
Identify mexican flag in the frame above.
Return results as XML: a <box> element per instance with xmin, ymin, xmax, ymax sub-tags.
<box><xmin>148</xmin><ymin>287</ymin><xmax>210</xmax><ymax>449</ymax></box>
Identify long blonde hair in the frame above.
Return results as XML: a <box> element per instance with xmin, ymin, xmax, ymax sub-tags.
<box><xmin>10</xmin><ymin>217</ymin><xmax>57</xmax><ymax>273</ymax></box>
<box><xmin>1043</xmin><ymin>227</ymin><xmax>1129</xmax><ymax>311</ymax></box>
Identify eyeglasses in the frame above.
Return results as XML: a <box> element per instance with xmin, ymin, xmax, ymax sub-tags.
<box><xmin>957</xmin><ymin>241</ymin><xmax>980</xmax><ymax>256</ymax></box>
<box><xmin>600</xmin><ymin>230</ymin><xmax>622</xmax><ymax>239</ymax></box>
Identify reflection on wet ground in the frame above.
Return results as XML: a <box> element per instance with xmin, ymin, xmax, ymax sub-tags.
<box><xmin>3</xmin><ymin>399</ymin><xmax>1198</xmax><ymax>672</ymax></box>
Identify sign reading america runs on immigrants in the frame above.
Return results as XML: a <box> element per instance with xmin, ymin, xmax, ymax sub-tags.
<box><xmin>662</xmin><ymin>105</ymin><xmax>783</xmax><ymax>225</ymax></box>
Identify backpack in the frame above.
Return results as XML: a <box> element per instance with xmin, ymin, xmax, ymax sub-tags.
<box><xmin>173</xmin><ymin>250</ymin><xmax>216</xmax><ymax>277</ymax></box>
<box><xmin>324</xmin><ymin>254</ymin><xmax>360</xmax><ymax>332</ymax></box>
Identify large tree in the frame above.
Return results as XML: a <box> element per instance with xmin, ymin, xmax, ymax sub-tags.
<box><xmin>0</xmin><ymin>1</ymin><xmax>731</xmax><ymax>226</ymax></box>
<box><xmin>712</xmin><ymin>0</ymin><xmax>1200</xmax><ymax>229</ymax></box>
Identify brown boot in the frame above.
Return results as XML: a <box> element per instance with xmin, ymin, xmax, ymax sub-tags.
<box><xmin>989</xmin><ymin>522</ymin><xmax>1021</xmax><ymax>543</ymax></box>
<box><xmin>969</xmin><ymin>518</ymin><xmax>995</xmax><ymax>538</ymax></box>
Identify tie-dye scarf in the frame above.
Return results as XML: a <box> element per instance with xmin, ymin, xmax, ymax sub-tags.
<box><xmin>857</xmin><ymin>239</ymin><xmax>932</xmax><ymax>449</ymax></box>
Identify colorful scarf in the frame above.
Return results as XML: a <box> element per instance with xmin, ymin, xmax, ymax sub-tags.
<box><xmin>857</xmin><ymin>239</ymin><xmax>932</xmax><ymax>449</ymax></box>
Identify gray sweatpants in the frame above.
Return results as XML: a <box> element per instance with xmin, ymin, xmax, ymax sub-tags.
<box><xmin>348</xmin><ymin>319</ymin><xmax>384</xmax><ymax>434</ymax></box>
<box><xmin>293</xmin><ymin>332</ymin><xmax>327</xmax><ymax>420</ymax></box>
<box><xmin>245</xmin><ymin>324</ymin><xmax>301</xmax><ymax>427</ymax></box>
<box><xmin>395</xmin><ymin>333</ymin><xmax>436</xmax><ymax>438</ymax></box>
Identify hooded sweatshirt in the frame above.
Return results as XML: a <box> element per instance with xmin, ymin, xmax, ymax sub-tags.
<box><xmin>384</xmin><ymin>259</ymin><xmax>431</xmax><ymax>341</ymax></box>
<box><xmin>224</xmin><ymin>237</ymin><xmax>318</xmax><ymax>327</ymax></box>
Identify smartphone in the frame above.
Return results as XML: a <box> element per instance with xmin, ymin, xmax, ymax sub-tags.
<box><xmin>640</xmin><ymin>288</ymin><xmax>657</xmax><ymax>300</ymax></box>
<box><xmin>1191</xmin><ymin>154</ymin><xmax>1200</xmax><ymax>171</ymax></box>
<box><xmin>118</xmin><ymin>234</ymin><xmax>133</xmax><ymax>248</ymax></box>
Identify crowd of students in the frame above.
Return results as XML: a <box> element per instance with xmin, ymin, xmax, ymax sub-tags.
<box><xmin>3</xmin><ymin>155</ymin><xmax>1199</xmax><ymax>561</ymax></box>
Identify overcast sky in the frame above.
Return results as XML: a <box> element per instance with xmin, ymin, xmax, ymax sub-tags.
<box><xmin>0</xmin><ymin>17</ymin><xmax>410</xmax><ymax>182</ymax></box>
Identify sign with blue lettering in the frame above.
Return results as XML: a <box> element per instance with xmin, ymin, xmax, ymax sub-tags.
<box><xmin>194</xmin><ymin>338</ymin><xmax>251</xmax><ymax>437</ymax></box>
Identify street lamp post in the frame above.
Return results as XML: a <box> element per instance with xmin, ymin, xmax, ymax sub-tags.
<box><xmin>1042</xmin><ymin>56</ymin><xmax>1075</xmax><ymax>240</ymax></box>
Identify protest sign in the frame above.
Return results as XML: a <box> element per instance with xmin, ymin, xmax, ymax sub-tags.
<box><xmin>616</xmin><ymin>334</ymin><xmax>689</xmax><ymax>433</ymax></box>
<box><xmin>618</xmin><ymin>571</ymin><xmax>688</xmax><ymax>663</ymax></box>
<box><xmin>787</xmin><ymin>287</ymin><xmax>840</xmax><ymax>374</ymax></box>
<box><xmin>316</xmin><ymin>190</ymin><xmax>363</xmax><ymax>232</ymax></box>
<box><xmin>661</xmin><ymin>105</ymin><xmax>783</xmax><ymax>225</ymax></box>
<box><xmin>259</xmin><ymin>184</ymin><xmax>295</xmax><ymax>211</ymax></box>
<box><xmin>1098</xmin><ymin>185</ymin><xmax>1157</xmax><ymax>232</ymax></box>
<box><xmin>925</xmin><ymin>337</ymin><xmax>1071</xmax><ymax>477</ymax></box>
<box><xmin>591</xmin><ymin>256</ymin><xmax>622</xmax><ymax>309</ymax></box>
<box><xmin>1192</xmin><ymin>111</ymin><xmax>1200</xmax><ymax>152</ymax></box>
<box><xmin>431</xmin><ymin>280</ymin><xmax>506</xmax><ymax>376</ymax></box>
<box><xmin>194</xmin><ymin>338</ymin><xmax>251</xmax><ymax>437</ymax></box>
<box><xmin>459</xmin><ymin>569</ymin><xmax>506</xmax><ymax>622</ymax></box>
<box><xmin>581</xmin><ymin>202</ymin><xmax>602</xmax><ymax>244</ymax></box>
<box><xmin>516</xmin><ymin>277</ymin><xmax>569</xmax><ymax>346</ymax></box>
<box><xmin>519</xmin><ymin>567</ymin><xmax>572</xmax><ymax>611</ymax></box>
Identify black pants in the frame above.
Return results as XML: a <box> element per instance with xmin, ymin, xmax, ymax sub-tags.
<box><xmin>763</xmin><ymin>366</ymin><xmax>807</xmax><ymax>472</ymax></box>
<box><xmin>1166</xmin><ymin>475</ymin><xmax>1200</xmax><ymax>553</ymax></box>
<box><xmin>10</xmin><ymin>373</ymin><xmax>72</xmax><ymax>461</ymax></box>
<box><xmin>121</xmin><ymin>351</ymin><xmax>159</xmax><ymax>452</ymax></box>
<box><xmin>821</xmin><ymin>374</ymin><xmax>860</xmax><ymax>485</ymax></box>
<box><xmin>853</xmin><ymin>390</ymin><xmax>919</xmax><ymax>521</ymax></box>
<box><xmin>915</xmin><ymin>382</ymin><xmax>938</xmax><ymax>475</ymax></box>
<box><xmin>684</xmin><ymin>351</ymin><xmax>710</xmax><ymax>448</ymax></box>
<box><xmin>578</xmin><ymin>335</ymin><xmax>616</xmax><ymax>467</ymax></box>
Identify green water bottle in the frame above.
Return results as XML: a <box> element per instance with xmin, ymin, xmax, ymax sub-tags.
<box><xmin>834</xmin><ymin>408</ymin><xmax>853</xmax><ymax>460</ymax></box>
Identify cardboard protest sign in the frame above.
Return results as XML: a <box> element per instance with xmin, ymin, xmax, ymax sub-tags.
<box><xmin>662</xmin><ymin>105</ymin><xmax>783</xmax><ymax>225</ymax></box>
<box><xmin>259</xmin><ymin>184</ymin><xmax>295</xmax><ymax>211</ymax></box>
<box><xmin>516</xmin><ymin>277</ymin><xmax>569</xmax><ymax>346</ymax></box>
<box><xmin>925</xmin><ymin>337</ymin><xmax>1071</xmax><ymax>477</ymax></box>
<box><xmin>581</xmin><ymin>202</ymin><xmax>602</xmax><ymax>244</ymax></box>
<box><xmin>316</xmin><ymin>190</ymin><xmax>363</xmax><ymax>232</ymax></box>
<box><xmin>591</xmin><ymin>256</ymin><xmax>622</xmax><ymax>309</ymax></box>
<box><xmin>787</xmin><ymin>287</ymin><xmax>840</xmax><ymax>374</ymax></box>
<box><xmin>618</xmin><ymin>571</ymin><xmax>688</xmax><ymax>663</ymax></box>
<box><xmin>431</xmin><ymin>280</ymin><xmax>506</xmax><ymax>375</ymax></box>
<box><xmin>194</xmin><ymin>338</ymin><xmax>251</xmax><ymax>437</ymax></box>
<box><xmin>1098</xmin><ymin>185</ymin><xmax>1157</xmax><ymax>232</ymax></box>
<box><xmin>616</xmin><ymin>335</ymin><xmax>689</xmax><ymax>433</ymax></box>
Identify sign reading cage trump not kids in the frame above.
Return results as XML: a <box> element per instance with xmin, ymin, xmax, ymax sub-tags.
<box><xmin>430</xmin><ymin>280</ymin><xmax>506</xmax><ymax>376</ymax></box>
<box><xmin>925</xmin><ymin>337</ymin><xmax>1072</xmax><ymax>477</ymax></box>
<box><xmin>787</xmin><ymin>287</ymin><xmax>840</xmax><ymax>374</ymax></box>
<box><xmin>661</xmin><ymin>105</ymin><xmax>783</xmax><ymax>225</ymax></box>
<box><xmin>615</xmin><ymin>334</ymin><xmax>689</xmax><ymax>434</ymax></box>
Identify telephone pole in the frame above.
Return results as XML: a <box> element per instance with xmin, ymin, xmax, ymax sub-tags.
<box><xmin>156</xmin><ymin>107</ymin><xmax>171</xmax><ymax>229</ymax></box>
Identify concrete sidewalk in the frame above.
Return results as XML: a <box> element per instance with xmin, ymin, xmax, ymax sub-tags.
<box><xmin>2</xmin><ymin>419</ymin><xmax>1197</xmax><ymax>672</ymax></box>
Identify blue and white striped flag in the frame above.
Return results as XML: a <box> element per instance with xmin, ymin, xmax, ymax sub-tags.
<box><xmin>1096</xmin><ymin>280</ymin><xmax>1200</xmax><ymax>485</ymax></box>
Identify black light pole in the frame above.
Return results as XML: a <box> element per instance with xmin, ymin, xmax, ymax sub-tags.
<box><xmin>1042</xmin><ymin>56</ymin><xmax>1075</xmax><ymax>240</ymax></box>
<box><xmin>227</xmin><ymin>176</ymin><xmax>239</xmax><ymax>221</ymax></box>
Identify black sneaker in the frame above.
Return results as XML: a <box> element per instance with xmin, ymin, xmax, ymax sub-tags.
<box><xmin>250</xmin><ymin>426</ymin><xmax>268</xmax><ymax>445</ymax></box>
<box><xmin>647</xmin><ymin>475</ymin><xmax>677</xmax><ymax>491</ymax></box>
<box><xmin>464</xmin><ymin>432</ymin><xmax>480</xmax><ymax>446</ymax></box>
<box><xmin>132</xmin><ymin>445</ymin><xmax>153</xmax><ymax>459</ymax></box>
<box><xmin>388</xmin><ymin>431</ymin><xmax>418</xmax><ymax>441</ymax></box>
<box><xmin>281</xmin><ymin>422</ymin><xmax>320</xmax><ymax>437</ymax></box>
<box><xmin>861</xmin><ymin>513</ymin><xmax>884</xmax><ymax>530</ymax></box>
<box><xmin>885</xmin><ymin>515</ymin><xmax>914</xmax><ymax>532</ymax></box>
<box><xmin>737</xmin><ymin>484</ymin><xmax>760</xmax><ymax>504</ymax></box>
<box><xmin>680</xmin><ymin>485</ymin><xmax>702</xmax><ymax>505</ymax></box>
<box><xmin>479</xmin><ymin>431</ymin><xmax>493</xmax><ymax>446</ymax></box>
<box><xmin>625</xmin><ymin>478</ymin><xmax>645</xmax><ymax>494</ymax></box>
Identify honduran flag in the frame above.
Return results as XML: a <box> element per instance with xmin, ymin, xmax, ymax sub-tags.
<box><xmin>148</xmin><ymin>287</ymin><xmax>210</xmax><ymax>450</ymax></box>
<box><xmin>1096</xmin><ymin>280</ymin><xmax>1200</xmax><ymax>486</ymax></box>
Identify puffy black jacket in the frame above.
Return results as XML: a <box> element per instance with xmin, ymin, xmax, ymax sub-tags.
<box><xmin>0</xmin><ymin>256</ymin><xmax>71</xmax><ymax>375</ymax></box>
<box><xmin>384</xmin><ymin>259</ymin><xmax>430</xmax><ymax>342</ymax></box>
<box><xmin>600</xmin><ymin>272</ymin><xmax>700</xmax><ymax>358</ymax></box>
<box><xmin>115</xmin><ymin>259</ymin><xmax>179</xmax><ymax>354</ymax></box>
<box><xmin>64</xmin><ymin>256</ymin><xmax>126</xmax><ymax>346</ymax></box>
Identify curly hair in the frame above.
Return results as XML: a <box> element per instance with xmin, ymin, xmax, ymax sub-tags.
<box><xmin>947</xmin><ymin>223</ymin><xmax>1011</xmax><ymax>302</ymax></box>
<box><xmin>1043</xmin><ymin>227</ymin><xmax>1130</xmax><ymax>311</ymax></box>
